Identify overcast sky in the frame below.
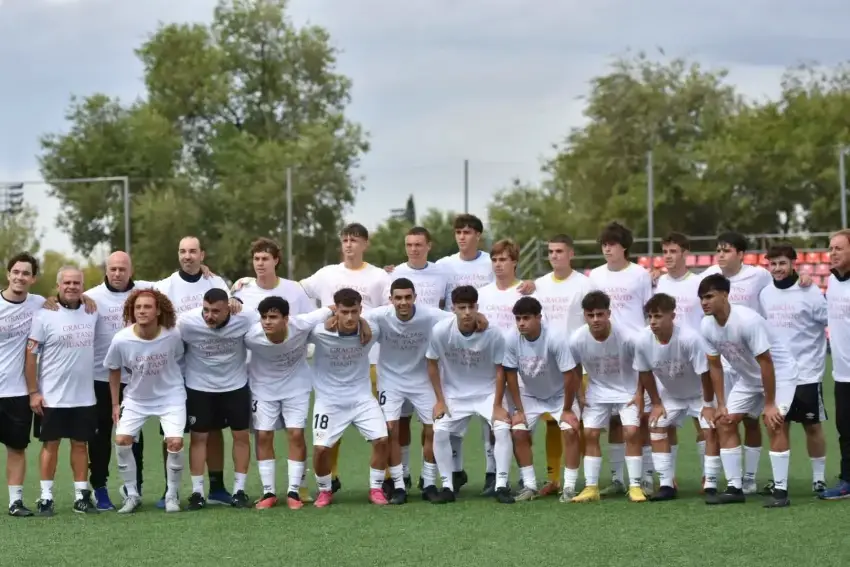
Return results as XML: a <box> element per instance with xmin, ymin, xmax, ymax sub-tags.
<box><xmin>1</xmin><ymin>0</ymin><xmax>849</xmax><ymax>258</ymax></box>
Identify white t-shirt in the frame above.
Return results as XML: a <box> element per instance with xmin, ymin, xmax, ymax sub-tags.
<box><xmin>390</xmin><ymin>262</ymin><xmax>453</xmax><ymax>308</ymax></box>
<box><xmin>533</xmin><ymin>271</ymin><xmax>596</xmax><ymax>337</ymax></box>
<box><xmin>477</xmin><ymin>281</ymin><xmax>523</xmax><ymax>339</ymax></box>
<box><xmin>233</xmin><ymin>277</ymin><xmax>315</xmax><ymax>315</ymax></box>
<box><xmin>632</xmin><ymin>324</ymin><xmax>708</xmax><ymax>400</ymax></box>
<box><xmin>30</xmin><ymin>306</ymin><xmax>97</xmax><ymax>408</ymax></box>
<box><xmin>177</xmin><ymin>308</ymin><xmax>255</xmax><ymax>392</ymax></box>
<box><xmin>300</xmin><ymin>262</ymin><xmax>391</xmax><ymax>364</ymax></box>
<box><xmin>760</xmin><ymin>280</ymin><xmax>828</xmax><ymax>385</ymax></box>
<box><xmin>588</xmin><ymin>263</ymin><xmax>652</xmax><ymax>334</ymax></box>
<box><xmin>700</xmin><ymin>305</ymin><xmax>799</xmax><ymax>393</ymax></box>
<box><xmin>655</xmin><ymin>271</ymin><xmax>705</xmax><ymax>331</ymax></box>
<box><xmin>309</xmin><ymin>323</ymin><xmax>380</xmax><ymax>403</ymax></box>
<box><xmin>569</xmin><ymin>324</ymin><xmax>638</xmax><ymax>404</ymax></box>
<box><xmin>436</xmin><ymin>251</ymin><xmax>494</xmax><ymax>291</ymax></box>
<box><xmin>104</xmin><ymin>326</ymin><xmax>186</xmax><ymax>412</ymax></box>
<box><xmin>155</xmin><ymin>271</ymin><xmax>230</xmax><ymax>316</ymax></box>
<box><xmin>425</xmin><ymin>318</ymin><xmax>505</xmax><ymax>400</ymax></box>
<box><xmin>0</xmin><ymin>292</ymin><xmax>45</xmax><ymax>397</ymax></box>
<box><xmin>245</xmin><ymin>308</ymin><xmax>331</xmax><ymax>401</ymax></box>
<box><xmin>86</xmin><ymin>280</ymin><xmax>156</xmax><ymax>383</ymax></box>
<box><xmin>366</xmin><ymin>304</ymin><xmax>454</xmax><ymax>394</ymax></box>
<box><xmin>502</xmin><ymin>325</ymin><xmax>576</xmax><ymax>400</ymax></box>
<box><xmin>702</xmin><ymin>264</ymin><xmax>771</xmax><ymax>314</ymax></box>
<box><xmin>828</xmin><ymin>274</ymin><xmax>850</xmax><ymax>383</ymax></box>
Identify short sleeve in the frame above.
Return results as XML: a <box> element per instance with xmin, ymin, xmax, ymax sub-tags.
<box><xmin>491</xmin><ymin>331</ymin><xmax>505</xmax><ymax>365</ymax></box>
<box><xmin>501</xmin><ymin>333</ymin><xmax>519</xmax><ymax>370</ymax></box>
<box><xmin>299</xmin><ymin>268</ymin><xmax>324</xmax><ymax>301</ymax></box>
<box><xmin>811</xmin><ymin>289</ymin><xmax>828</xmax><ymax>326</ymax></box>
<box><xmin>700</xmin><ymin>318</ymin><xmax>719</xmax><ymax>356</ymax></box>
<box><xmin>638</xmin><ymin>268</ymin><xmax>653</xmax><ymax>305</ymax></box>
<box><xmin>632</xmin><ymin>335</ymin><xmax>652</xmax><ymax>372</ymax></box>
<box><xmin>554</xmin><ymin>337</ymin><xmax>577</xmax><ymax>373</ymax></box>
<box><xmin>744</xmin><ymin>316</ymin><xmax>771</xmax><ymax>358</ymax></box>
<box><xmin>104</xmin><ymin>336</ymin><xmax>123</xmax><ymax>370</ymax></box>
<box><xmin>29</xmin><ymin>312</ymin><xmax>46</xmax><ymax>343</ymax></box>
<box><xmin>568</xmin><ymin>329</ymin><xmax>583</xmax><ymax>364</ymax></box>
<box><xmin>291</xmin><ymin>307</ymin><xmax>333</xmax><ymax>333</ymax></box>
<box><xmin>689</xmin><ymin>335</ymin><xmax>710</xmax><ymax>375</ymax></box>
<box><xmin>172</xmin><ymin>333</ymin><xmax>185</xmax><ymax>360</ymax></box>
<box><xmin>425</xmin><ymin>327</ymin><xmax>442</xmax><ymax>361</ymax></box>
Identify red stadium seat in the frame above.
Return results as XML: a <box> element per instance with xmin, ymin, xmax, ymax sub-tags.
<box><xmin>821</xmin><ymin>252</ymin><xmax>830</xmax><ymax>264</ymax></box>
<box><xmin>743</xmin><ymin>253</ymin><xmax>758</xmax><ymax>265</ymax></box>
<box><xmin>685</xmin><ymin>255</ymin><xmax>696</xmax><ymax>267</ymax></box>
<box><xmin>653</xmin><ymin>256</ymin><xmax>665</xmax><ymax>268</ymax></box>
<box><xmin>805</xmin><ymin>252</ymin><xmax>820</xmax><ymax>264</ymax></box>
<box><xmin>637</xmin><ymin>256</ymin><xmax>650</xmax><ymax>268</ymax></box>
<box><xmin>696</xmin><ymin>254</ymin><xmax>712</xmax><ymax>267</ymax></box>
<box><xmin>758</xmin><ymin>254</ymin><xmax>768</xmax><ymax>266</ymax></box>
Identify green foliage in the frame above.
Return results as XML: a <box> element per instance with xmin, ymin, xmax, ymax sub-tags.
<box><xmin>366</xmin><ymin>208</ymin><xmax>460</xmax><ymax>267</ymax></box>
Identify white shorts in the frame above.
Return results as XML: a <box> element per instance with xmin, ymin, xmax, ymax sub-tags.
<box><xmin>116</xmin><ymin>404</ymin><xmax>186</xmax><ymax>439</ymax></box>
<box><xmin>517</xmin><ymin>392</ymin><xmax>581</xmax><ymax>432</ymax></box>
<box><xmin>251</xmin><ymin>392</ymin><xmax>310</xmax><ymax>432</ymax></box>
<box><xmin>433</xmin><ymin>392</ymin><xmax>510</xmax><ymax>435</ymax></box>
<box><xmin>654</xmin><ymin>395</ymin><xmax>711</xmax><ymax>429</ymax></box>
<box><xmin>399</xmin><ymin>399</ymin><xmax>414</xmax><ymax>419</ymax></box>
<box><xmin>379</xmin><ymin>388</ymin><xmax>436</xmax><ymax>425</ymax></box>
<box><xmin>726</xmin><ymin>382</ymin><xmax>796</xmax><ymax>419</ymax></box>
<box><xmin>582</xmin><ymin>401</ymin><xmax>641</xmax><ymax>430</ymax></box>
<box><xmin>312</xmin><ymin>397</ymin><xmax>388</xmax><ymax>447</ymax></box>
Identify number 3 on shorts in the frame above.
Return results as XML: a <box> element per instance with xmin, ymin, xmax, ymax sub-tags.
<box><xmin>314</xmin><ymin>413</ymin><xmax>328</xmax><ymax>430</ymax></box>
<box><xmin>378</xmin><ymin>391</ymin><xmax>386</xmax><ymax>406</ymax></box>
<box><xmin>251</xmin><ymin>400</ymin><xmax>258</xmax><ymax>413</ymax></box>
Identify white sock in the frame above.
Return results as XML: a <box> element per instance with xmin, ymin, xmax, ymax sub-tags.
<box><xmin>450</xmin><ymin>435</ymin><xmax>464</xmax><ymax>472</ymax></box>
<box><xmin>483</xmin><ymin>422</ymin><xmax>496</xmax><ymax>474</ymax></box>
<box><xmin>8</xmin><ymin>485</ymin><xmax>22</xmax><ymax>506</ymax></box>
<box><xmin>369</xmin><ymin>467</ymin><xmax>385</xmax><ymax>490</ymax></box>
<box><xmin>316</xmin><ymin>473</ymin><xmax>332</xmax><ymax>493</ymax></box>
<box><xmin>389</xmin><ymin>464</ymin><xmax>404</xmax><ymax>490</ymax></box>
<box><xmin>670</xmin><ymin>444</ymin><xmax>679</xmax><ymax>478</ymax></box>
<box><xmin>704</xmin><ymin>456</ymin><xmax>721</xmax><ymax>490</ymax></box>
<box><xmin>563</xmin><ymin>467</ymin><xmax>579</xmax><ymax>492</ymax></box>
<box><xmin>720</xmin><ymin>446</ymin><xmax>743</xmax><ymax>489</ymax></box>
<box><xmin>115</xmin><ymin>444</ymin><xmax>139</xmax><ymax>497</ymax></box>
<box><xmin>258</xmin><ymin>459</ymin><xmax>276</xmax><ymax>495</ymax></box>
<box><xmin>40</xmin><ymin>480</ymin><xmax>53</xmax><ymax>501</ymax></box>
<box><xmin>493</xmin><ymin>427</ymin><xmax>513</xmax><ymax>489</ymax></box>
<box><xmin>811</xmin><ymin>456</ymin><xmax>826</xmax><ymax>483</ymax></box>
<box><xmin>519</xmin><ymin>465</ymin><xmax>538</xmax><ymax>491</ymax></box>
<box><xmin>584</xmin><ymin>456</ymin><xmax>602</xmax><ymax>487</ymax></box>
<box><xmin>73</xmin><ymin>481</ymin><xmax>88</xmax><ymax>501</ymax></box>
<box><xmin>400</xmin><ymin>445</ymin><xmax>411</xmax><ymax>478</ymax></box>
<box><xmin>625</xmin><ymin>456</ymin><xmax>643</xmax><ymax>487</ymax></box>
<box><xmin>609</xmin><ymin>443</ymin><xmax>625</xmax><ymax>483</ymax></box>
<box><xmin>696</xmin><ymin>440</ymin><xmax>706</xmax><ymax>476</ymax></box>
<box><xmin>233</xmin><ymin>472</ymin><xmax>247</xmax><ymax>493</ymax></box>
<box><xmin>166</xmin><ymin>449</ymin><xmax>184</xmax><ymax>498</ymax></box>
<box><xmin>434</xmin><ymin>430</ymin><xmax>455</xmax><ymax>491</ymax></box>
<box><xmin>300</xmin><ymin>470</ymin><xmax>308</xmax><ymax>489</ymax></box>
<box><xmin>743</xmin><ymin>445</ymin><xmax>761</xmax><ymax>482</ymax></box>
<box><xmin>191</xmin><ymin>475</ymin><xmax>205</xmax><ymax>495</ymax></box>
<box><xmin>287</xmin><ymin>460</ymin><xmax>305</xmax><ymax>494</ymax></box>
<box><xmin>422</xmin><ymin>461</ymin><xmax>437</xmax><ymax>488</ymax></box>
<box><xmin>769</xmin><ymin>450</ymin><xmax>790</xmax><ymax>491</ymax></box>
<box><xmin>652</xmin><ymin>452</ymin><xmax>673</xmax><ymax>487</ymax></box>
<box><xmin>641</xmin><ymin>445</ymin><xmax>654</xmax><ymax>481</ymax></box>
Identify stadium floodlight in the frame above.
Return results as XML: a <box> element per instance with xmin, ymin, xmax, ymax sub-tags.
<box><xmin>0</xmin><ymin>183</ymin><xmax>25</xmax><ymax>215</ymax></box>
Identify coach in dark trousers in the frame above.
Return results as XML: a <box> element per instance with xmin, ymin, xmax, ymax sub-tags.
<box><xmin>823</xmin><ymin>229</ymin><xmax>850</xmax><ymax>499</ymax></box>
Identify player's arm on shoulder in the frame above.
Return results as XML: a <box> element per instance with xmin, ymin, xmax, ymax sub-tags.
<box><xmin>292</xmin><ymin>306</ymin><xmax>334</xmax><ymax>333</ymax></box>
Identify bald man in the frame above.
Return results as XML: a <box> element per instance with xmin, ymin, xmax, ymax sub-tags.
<box><xmin>84</xmin><ymin>252</ymin><xmax>156</xmax><ymax>510</ymax></box>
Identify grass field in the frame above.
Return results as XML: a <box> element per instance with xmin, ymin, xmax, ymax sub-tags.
<box><xmin>2</xmin><ymin>372</ymin><xmax>849</xmax><ymax>567</ymax></box>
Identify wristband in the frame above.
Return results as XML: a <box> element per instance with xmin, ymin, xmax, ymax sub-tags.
<box><xmin>703</xmin><ymin>399</ymin><xmax>717</xmax><ymax>408</ymax></box>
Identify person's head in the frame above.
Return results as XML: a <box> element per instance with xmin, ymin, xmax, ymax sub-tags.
<box><xmin>124</xmin><ymin>288</ymin><xmax>176</xmax><ymax>329</ymax></box>
<box><xmin>512</xmin><ymin>296</ymin><xmax>543</xmax><ymax>338</ymax></box>
<box><xmin>661</xmin><ymin>232</ymin><xmax>690</xmax><ymax>273</ymax></box>
<box><xmin>333</xmin><ymin>288</ymin><xmax>362</xmax><ymax>332</ymax></box>
<box><xmin>5</xmin><ymin>252</ymin><xmax>38</xmax><ymax>295</ymax></box>
<box><xmin>105</xmin><ymin>251</ymin><xmax>133</xmax><ymax>291</ymax></box>
<box><xmin>389</xmin><ymin>278</ymin><xmax>416</xmax><ymax>319</ymax></box>
<box><xmin>599</xmin><ymin>222</ymin><xmax>632</xmax><ymax>264</ymax></box>
<box><xmin>405</xmin><ymin>226</ymin><xmax>432</xmax><ymax>264</ymax></box>
<box><xmin>765</xmin><ymin>243</ymin><xmax>797</xmax><ymax>281</ymax></box>
<box><xmin>697</xmin><ymin>274</ymin><xmax>731</xmax><ymax>316</ymax></box>
<box><xmin>453</xmin><ymin>214</ymin><xmax>484</xmax><ymax>253</ymax></box>
<box><xmin>450</xmin><ymin>285</ymin><xmax>479</xmax><ymax>329</ymax></box>
<box><xmin>201</xmin><ymin>288</ymin><xmax>230</xmax><ymax>328</ymax></box>
<box><xmin>251</xmin><ymin>237</ymin><xmax>281</xmax><ymax>278</ymax></box>
<box><xmin>178</xmin><ymin>236</ymin><xmax>204</xmax><ymax>275</ymax></box>
<box><xmin>490</xmin><ymin>239</ymin><xmax>518</xmax><ymax>280</ymax></box>
<box><xmin>257</xmin><ymin>296</ymin><xmax>290</xmax><ymax>335</ymax></box>
<box><xmin>644</xmin><ymin>293</ymin><xmax>677</xmax><ymax>336</ymax></box>
<box><xmin>581</xmin><ymin>290</ymin><xmax>611</xmax><ymax>334</ymax></box>
<box><xmin>339</xmin><ymin>223</ymin><xmax>369</xmax><ymax>262</ymax></box>
<box><xmin>715</xmin><ymin>231</ymin><xmax>747</xmax><ymax>272</ymax></box>
<box><xmin>56</xmin><ymin>266</ymin><xmax>83</xmax><ymax>303</ymax></box>
<box><xmin>830</xmin><ymin>229</ymin><xmax>850</xmax><ymax>273</ymax></box>
<box><xmin>547</xmin><ymin>234</ymin><xmax>574</xmax><ymax>272</ymax></box>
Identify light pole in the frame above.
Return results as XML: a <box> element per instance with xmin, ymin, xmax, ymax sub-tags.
<box><xmin>840</xmin><ymin>147</ymin><xmax>849</xmax><ymax>229</ymax></box>
<box><xmin>0</xmin><ymin>176</ymin><xmax>131</xmax><ymax>254</ymax></box>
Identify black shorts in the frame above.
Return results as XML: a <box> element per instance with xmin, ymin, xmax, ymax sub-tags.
<box><xmin>786</xmin><ymin>383</ymin><xmax>827</xmax><ymax>425</ymax></box>
<box><xmin>33</xmin><ymin>405</ymin><xmax>97</xmax><ymax>442</ymax></box>
<box><xmin>186</xmin><ymin>384</ymin><xmax>251</xmax><ymax>433</ymax></box>
<box><xmin>0</xmin><ymin>396</ymin><xmax>33</xmax><ymax>450</ymax></box>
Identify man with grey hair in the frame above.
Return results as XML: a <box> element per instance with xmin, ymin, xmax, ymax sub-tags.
<box><xmin>25</xmin><ymin>266</ymin><xmax>99</xmax><ymax>516</ymax></box>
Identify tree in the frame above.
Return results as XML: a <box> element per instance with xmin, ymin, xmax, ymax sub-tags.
<box><xmin>366</xmin><ymin>208</ymin><xmax>461</xmax><ymax>267</ymax></box>
<box><xmin>38</xmin><ymin>0</ymin><xmax>368</xmax><ymax>280</ymax></box>
<box><xmin>0</xmin><ymin>206</ymin><xmax>41</xmax><ymax>272</ymax></box>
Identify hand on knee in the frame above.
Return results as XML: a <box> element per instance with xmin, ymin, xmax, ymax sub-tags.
<box><xmin>165</xmin><ymin>439</ymin><xmax>184</xmax><ymax>452</ymax></box>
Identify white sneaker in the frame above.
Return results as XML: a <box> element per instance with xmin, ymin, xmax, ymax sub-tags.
<box><xmin>641</xmin><ymin>477</ymin><xmax>655</xmax><ymax>496</ymax></box>
<box><xmin>559</xmin><ymin>488</ymin><xmax>576</xmax><ymax>503</ymax></box>
<box><xmin>117</xmin><ymin>496</ymin><xmax>141</xmax><ymax>514</ymax></box>
<box><xmin>164</xmin><ymin>494</ymin><xmax>180</xmax><ymax>513</ymax></box>
<box><xmin>742</xmin><ymin>479</ymin><xmax>758</xmax><ymax>495</ymax></box>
